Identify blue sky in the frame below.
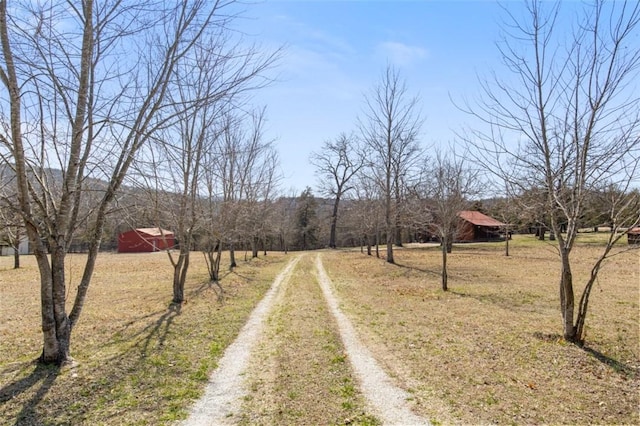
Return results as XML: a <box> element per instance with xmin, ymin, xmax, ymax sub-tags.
<box><xmin>235</xmin><ymin>1</ymin><xmax>556</xmax><ymax>194</ymax></box>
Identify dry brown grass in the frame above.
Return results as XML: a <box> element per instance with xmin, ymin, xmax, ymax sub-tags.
<box><xmin>1</xmin><ymin>235</ymin><xmax>637</xmax><ymax>425</ymax></box>
<box><xmin>0</xmin><ymin>250</ymin><xmax>290</xmax><ymax>425</ymax></box>
<box><xmin>321</xmin><ymin>235</ymin><xmax>639</xmax><ymax>425</ymax></box>
<box><xmin>239</xmin><ymin>253</ymin><xmax>379</xmax><ymax>425</ymax></box>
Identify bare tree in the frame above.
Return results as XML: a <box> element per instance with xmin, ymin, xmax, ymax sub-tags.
<box><xmin>272</xmin><ymin>190</ymin><xmax>298</xmax><ymax>254</ymax></box>
<box><xmin>200</xmin><ymin>140</ymin><xmax>226</xmax><ymax>284</ymax></box>
<box><xmin>244</xmin><ymin>138</ymin><xmax>279</xmax><ymax>259</ymax></box>
<box><xmin>349</xmin><ymin>175</ymin><xmax>385</xmax><ymax>257</ymax></box>
<box><xmin>139</xmin><ymin>52</ymin><xmax>216</xmax><ymax>304</ymax></box>
<box><xmin>359</xmin><ymin>65</ymin><xmax>423</xmax><ymax>264</ymax></box>
<box><xmin>464</xmin><ymin>0</ymin><xmax>640</xmax><ymax>344</ymax></box>
<box><xmin>310</xmin><ymin>132</ymin><xmax>364</xmax><ymax>248</ymax></box>
<box><xmin>294</xmin><ymin>187</ymin><xmax>319</xmax><ymax>251</ymax></box>
<box><xmin>0</xmin><ymin>0</ymin><xmax>268</xmax><ymax>365</ymax></box>
<box><xmin>485</xmin><ymin>191</ymin><xmax>520</xmax><ymax>257</ymax></box>
<box><xmin>210</xmin><ymin>108</ymin><xmax>279</xmax><ymax>266</ymax></box>
<box><xmin>414</xmin><ymin>151</ymin><xmax>482</xmax><ymax>291</ymax></box>
<box><xmin>134</xmin><ymin>32</ymin><xmax>276</xmax><ymax>303</ymax></box>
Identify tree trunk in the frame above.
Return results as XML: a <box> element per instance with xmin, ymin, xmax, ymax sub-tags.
<box><xmin>505</xmin><ymin>228</ymin><xmax>510</xmax><ymax>257</ymax></box>
<box><xmin>229</xmin><ymin>243</ymin><xmax>237</xmax><ymax>269</ymax></box>
<box><xmin>394</xmin><ymin>180</ymin><xmax>403</xmax><ymax>247</ymax></box>
<box><xmin>11</xmin><ymin>226</ymin><xmax>20</xmax><ymax>268</ymax></box>
<box><xmin>574</xmin><ymin>253</ymin><xmax>609</xmax><ymax>344</ymax></box>
<box><xmin>213</xmin><ymin>243</ymin><xmax>222</xmax><ymax>281</ymax></box>
<box><xmin>386</xmin><ymin>229</ymin><xmax>394</xmax><ymax>264</ymax></box>
<box><xmin>394</xmin><ymin>225</ymin><xmax>403</xmax><ymax>247</ymax></box>
<box><xmin>375</xmin><ymin>230</ymin><xmax>380</xmax><ymax>258</ymax></box>
<box><xmin>172</xmin><ymin>248</ymin><xmax>189</xmax><ymax>303</ymax></box>
<box><xmin>385</xmin><ymin>172</ymin><xmax>394</xmax><ymax>263</ymax></box>
<box><xmin>204</xmin><ymin>240</ymin><xmax>222</xmax><ymax>281</ymax></box>
<box><xmin>559</xmin><ymin>249</ymin><xmax>576</xmax><ymax>342</ymax></box>
<box><xmin>366</xmin><ymin>234</ymin><xmax>372</xmax><ymax>256</ymax></box>
<box><xmin>40</xmin><ymin>243</ymin><xmax>72</xmax><ymax>365</ymax></box>
<box><xmin>329</xmin><ymin>196</ymin><xmax>340</xmax><ymax>249</ymax></box>
<box><xmin>13</xmin><ymin>243</ymin><xmax>19</xmax><ymax>269</ymax></box>
<box><xmin>251</xmin><ymin>236</ymin><xmax>258</xmax><ymax>258</ymax></box>
<box><xmin>205</xmin><ymin>250</ymin><xmax>215</xmax><ymax>281</ymax></box>
<box><xmin>441</xmin><ymin>239</ymin><xmax>448</xmax><ymax>291</ymax></box>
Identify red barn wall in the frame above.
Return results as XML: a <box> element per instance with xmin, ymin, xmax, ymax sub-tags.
<box><xmin>456</xmin><ymin>221</ymin><xmax>475</xmax><ymax>242</ymax></box>
<box><xmin>153</xmin><ymin>235</ymin><xmax>174</xmax><ymax>250</ymax></box>
<box><xmin>118</xmin><ymin>230</ymin><xmax>175</xmax><ymax>253</ymax></box>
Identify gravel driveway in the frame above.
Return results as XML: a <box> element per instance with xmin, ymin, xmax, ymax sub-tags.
<box><xmin>181</xmin><ymin>253</ymin><xmax>429</xmax><ymax>425</ymax></box>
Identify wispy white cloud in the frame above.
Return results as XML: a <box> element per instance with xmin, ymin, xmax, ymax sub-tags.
<box><xmin>263</xmin><ymin>14</ymin><xmax>364</xmax><ymax>100</ymax></box>
<box><xmin>270</xmin><ymin>13</ymin><xmax>356</xmax><ymax>58</ymax></box>
<box><xmin>376</xmin><ymin>41</ymin><xmax>429</xmax><ymax>67</ymax></box>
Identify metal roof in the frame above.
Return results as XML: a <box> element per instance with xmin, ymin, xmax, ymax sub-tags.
<box><xmin>458</xmin><ymin>211</ymin><xmax>506</xmax><ymax>227</ymax></box>
<box><xmin>135</xmin><ymin>227</ymin><xmax>174</xmax><ymax>237</ymax></box>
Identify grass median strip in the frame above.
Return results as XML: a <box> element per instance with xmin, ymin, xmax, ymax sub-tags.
<box><xmin>239</xmin><ymin>254</ymin><xmax>379</xmax><ymax>425</ymax></box>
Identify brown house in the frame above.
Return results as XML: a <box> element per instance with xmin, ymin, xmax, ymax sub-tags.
<box><xmin>628</xmin><ymin>228</ymin><xmax>640</xmax><ymax>245</ymax></box>
<box><xmin>457</xmin><ymin>211</ymin><xmax>506</xmax><ymax>242</ymax></box>
<box><xmin>118</xmin><ymin>228</ymin><xmax>175</xmax><ymax>253</ymax></box>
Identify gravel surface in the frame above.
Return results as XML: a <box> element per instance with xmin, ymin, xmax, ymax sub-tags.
<box><xmin>182</xmin><ymin>253</ymin><xmax>430</xmax><ymax>425</ymax></box>
<box><xmin>315</xmin><ymin>254</ymin><xmax>430</xmax><ymax>426</ymax></box>
<box><xmin>181</xmin><ymin>256</ymin><xmax>300</xmax><ymax>426</ymax></box>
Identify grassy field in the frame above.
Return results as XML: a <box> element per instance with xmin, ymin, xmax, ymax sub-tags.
<box><xmin>0</xmin><ymin>234</ymin><xmax>638</xmax><ymax>425</ymax></box>
<box><xmin>0</xmin><ymin>250</ymin><xmax>290</xmax><ymax>425</ymax></box>
<box><xmin>322</xmin><ymin>234</ymin><xmax>639</xmax><ymax>424</ymax></box>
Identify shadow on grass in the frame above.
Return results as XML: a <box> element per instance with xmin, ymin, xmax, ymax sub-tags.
<box><xmin>190</xmin><ymin>271</ymin><xmax>232</xmax><ymax>301</ymax></box>
<box><xmin>188</xmin><ymin>265</ymin><xmax>258</xmax><ymax>304</ymax></box>
<box><xmin>532</xmin><ymin>332</ymin><xmax>637</xmax><ymax>378</ymax></box>
<box><xmin>449</xmin><ymin>290</ymin><xmax>498</xmax><ymax>305</ymax></box>
<box><xmin>104</xmin><ymin>303</ymin><xmax>183</xmax><ymax>358</ymax></box>
<box><xmin>229</xmin><ymin>270</ymin><xmax>254</xmax><ymax>283</ymax></box>
<box><xmin>138</xmin><ymin>303</ymin><xmax>181</xmax><ymax>352</ymax></box>
<box><xmin>0</xmin><ymin>362</ymin><xmax>59</xmax><ymax>425</ymax></box>
<box><xmin>582</xmin><ymin>346</ymin><xmax>637</xmax><ymax>378</ymax></box>
<box><xmin>391</xmin><ymin>261</ymin><xmax>441</xmax><ymax>277</ymax></box>
<box><xmin>450</xmin><ymin>289</ymin><xmax>541</xmax><ymax>311</ymax></box>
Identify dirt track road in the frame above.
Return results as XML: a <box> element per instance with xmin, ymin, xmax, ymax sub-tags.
<box><xmin>181</xmin><ymin>253</ymin><xmax>429</xmax><ymax>425</ymax></box>
<box><xmin>182</xmin><ymin>256</ymin><xmax>301</xmax><ymax>425</ymax></box>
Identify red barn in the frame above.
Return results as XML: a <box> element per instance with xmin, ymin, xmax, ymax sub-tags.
<box><xmin>457</xmin><ymin>211</ymin><xmax>506</xmax><ymax>242</ymax></box>
<box><xmin>118</xmin><ymin>228</ymin><xmax>175</xmax><ymax>253</ymax></box>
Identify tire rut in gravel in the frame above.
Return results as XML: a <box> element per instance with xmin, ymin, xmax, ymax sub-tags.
<box><xmin>181</xmin><ymin>255</ymin><xmax>300</xmax><ymax>426</ymax></box>
<box><xmin>316</xmin><ymin>253</ymin><xmax>431</xmax><ymax>426</ymax></box>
